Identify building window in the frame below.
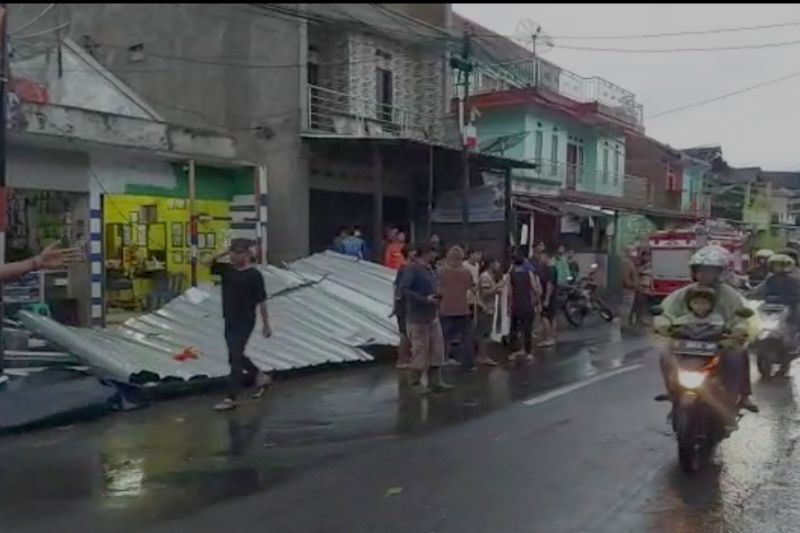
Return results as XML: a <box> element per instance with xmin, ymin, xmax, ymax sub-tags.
<box><xmin>614</xmin><ymin>150</ymin><xmax>621</xmax><ymax>185</ymax></box>
<box><xmin>140</xmin><ymin>205</ymin><xmax>158</xmax><ymax>224</ymax></box>
<box><xmin>603</xmin><ymin>148</ymin><xmax>609</xmax><ymax>183</ymax></box>
<box><xmin>535</xmin><ymin>130</ymin><xmax>543</xmax><ymax>162</ymax></box>
<box><xmin>551</xmin><ymin>134</ymin><xmax>559</xmax><ymax>175</ymax></box>
<box><xmin>376</xmin><ymin>67</ymin><xmax>393</xmax><ymax>123</ymax></box>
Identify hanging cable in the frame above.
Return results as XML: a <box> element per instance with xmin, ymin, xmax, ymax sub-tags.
<box><xmin>647</xmin><ymin>69</ymin><xmax>800</xmax><ymax>119</ymax></box>
<box><xmin>555</xmin><ymin>38</ymin><xmax>800</xmax><ymax>53</ymax></box>
<box><xmin>10</xmin><ymin>3</ymin><xmax>54</xmax><ymax>35</ymax></box>
<box><xmin>551</xmin><ymin>19</ymin><xmax>800</xmax><ymax>40</ymax></box>
<box><xmin>14</xmin><ymin>20</ymin><xmax>70</xmax><ymax>40</ymax></box>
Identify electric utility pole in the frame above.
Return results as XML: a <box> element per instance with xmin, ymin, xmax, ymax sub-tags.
<box><xmin>450</xmin><ymin>27</ymin><xmax>473</xmax><ymax>245</ymax></box>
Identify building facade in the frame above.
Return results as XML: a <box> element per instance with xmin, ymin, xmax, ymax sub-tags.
<box><xmin>18</xmin><ymin>3</ymin><xmax>456</xmax><ymax>262</ymax></box>
<box><xmin>452</xmin><ymin>13</ymin><xmax>645</xmax><ymax>206</ymax></box>
<box><xmin>4</xmin><ymin>25</ymin><xmax>256</xmax><ymax>326</ymax></box>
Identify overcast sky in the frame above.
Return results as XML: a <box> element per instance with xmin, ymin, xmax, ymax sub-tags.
<box><xmin>454</xmin><ymin>3</ymin><xmax>800</xmax><ymax>170</ymax></box>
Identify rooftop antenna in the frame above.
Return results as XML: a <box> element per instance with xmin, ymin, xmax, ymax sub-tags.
<box><xmin>514</xmin><ymin>19</ymin><xmax>553</xmax><ymax>86</ymax></box>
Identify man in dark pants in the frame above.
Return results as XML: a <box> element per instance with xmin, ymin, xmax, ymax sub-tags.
<box><xmin>209</xmin><ymin>239</ymin><xmax>272</xmax><ymax>411</ymax></box>
<box><xmin>508</xmin><ymin>250</ymin><xmax>541</xmax><ymax>359</ymax></box>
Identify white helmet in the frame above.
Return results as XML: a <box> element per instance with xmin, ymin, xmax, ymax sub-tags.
<box><xmin>689</xmin><ymin>244</ymin><xmax>730</xmax><ymax>269</ymax></box>
<box><xmin>755</xmin><ymin>249</ymin><xmax>774</xmax><ymax>259</ymax></box>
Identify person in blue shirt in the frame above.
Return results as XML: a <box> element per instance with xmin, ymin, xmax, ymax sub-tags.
<box><xmin>341</xmin><ymin>228</ymin><xmax>367</xmax><ymax>259</ymax></box>
<box><xmin>333</xmin><ymin>227</ymin><xmax>348</xmax><ymax>254</ymax></box>
<box><xmin>353</xmin><ymin>226</ymin><xmax>369</xmax><ymax>259</ymax></box>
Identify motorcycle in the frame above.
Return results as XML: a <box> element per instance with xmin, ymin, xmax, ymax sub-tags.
<box><xmin>562</xmin><ymin>264</ymin><xmax>614</xmax><ymax>328</ymax></box>
<box><xmin>750</xmin><ymin>297</ymin><xmax>798</xmax><ymax>379</ymax></box>
<box><xmin>652</xmin><ymin>306</ymin><xmax>754</xmax><ymax>473</ymax></box>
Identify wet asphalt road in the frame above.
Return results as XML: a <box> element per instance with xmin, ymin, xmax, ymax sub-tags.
<box><xmin>2</xmin><ymin>322</ymin><xmax>800</xmax><ymax>532</ymax></box>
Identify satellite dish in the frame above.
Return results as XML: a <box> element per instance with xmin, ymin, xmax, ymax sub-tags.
<box><xmin>514</xmin><ymin>19</ymin><xmax>554</xmax><ymax>55</ymax></box>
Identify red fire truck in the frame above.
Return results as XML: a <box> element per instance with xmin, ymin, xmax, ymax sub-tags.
<box><xmin>643</xmin><ymin>225</ymin><xmax>747</xmax><ymax>298</ymax></box>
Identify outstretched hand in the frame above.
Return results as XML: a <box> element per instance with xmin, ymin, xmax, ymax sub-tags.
<box><xmin>37</xmin><ymin>243</ymin><xmax>84</xmax><ymax>270</ymax></box>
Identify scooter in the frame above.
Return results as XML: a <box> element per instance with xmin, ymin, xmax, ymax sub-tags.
<box><xmin>652</xmin><ymin>306</ymin><xmax>754</xmax><ymax>474</ymax></box>
<box><xmin>562</xmin><ymin>264</ymin><xmax>614</xmax><ymax>328</ymax></box>
<box><xmin>750</xmin><ymin>297</ymin><xmax>798</xmax><ymax>379</ymax></box>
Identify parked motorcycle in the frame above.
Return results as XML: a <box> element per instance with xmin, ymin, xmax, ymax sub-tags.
<box><xmin>562</xmin><ymin>264</ymin><xmax>614</xmax><ymax>328</ymax></box>
<box><xmin>750</xmin><ymin>298</ymin><xmax>798</xmax><ymax>379</ymax></box>
<box><xmin>652</xmin><ymin>306</ymin><xmax>754</xmax><ymax>473</ymax></box>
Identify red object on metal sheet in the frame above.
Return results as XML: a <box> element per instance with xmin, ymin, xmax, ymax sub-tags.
<box><xmin>9</xmin><ymin>77</ymin><xmax>49</xmax><ymax>104</ymax></box>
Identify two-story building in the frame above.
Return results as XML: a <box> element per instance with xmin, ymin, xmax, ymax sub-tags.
<box><xmin>452</xmin><ymin>13</ymin><xmax>656</xmax><ymax>272</ymax></box>
<box><xmin>42</xmin><ymin>3</ymin><xmax>531</xmax><ymax>261</ymax></box>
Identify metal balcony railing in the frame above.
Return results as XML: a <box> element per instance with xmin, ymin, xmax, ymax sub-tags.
<box><xmin>464</xmin><ymin>57</ymin><xmax>644</xmax><ymax>128</ymax></box>
<box><xmin>513</xmin><ymin>158</ymin><xmax>650</xmax><ymax>202</ymax></box>
<box><xmin>306</xmin><ymin>84</ymin><xmax>442</xmax><ymax>142</ymax></box>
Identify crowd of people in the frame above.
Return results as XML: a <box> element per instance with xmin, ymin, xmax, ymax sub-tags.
<box><xmin>377</xmin><ymin>227</ymin><xmax>590</xmax><ymax>393</ymax></box>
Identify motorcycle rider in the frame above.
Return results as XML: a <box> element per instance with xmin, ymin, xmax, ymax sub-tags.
<box><xmin>747</xmin><ymin>249</ymin><xmax>773</xmax><ymax>287</ymax></box>
<box><xmin>781</xmin><ymin>248</ymin><xmax>800</xmax><ymax>282</ymax></box>
<box><xmin>750</xmin><ymin>253</ymin><xmax>800</xmax><ymax>328</ymax></box>
<box><xmin>654</xmin><ymin>244</ymin><xmax>759</xmax><ymax>413</ymax></box>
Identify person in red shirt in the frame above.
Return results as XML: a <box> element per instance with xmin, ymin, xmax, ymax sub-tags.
<box><xmin>384</xmin><ymin>230</ymin><xmax>408</xmax><ymax>270</ymax></box>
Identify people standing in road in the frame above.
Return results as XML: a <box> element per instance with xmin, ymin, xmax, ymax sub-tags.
<box><xmin>399</xmin><ymin>242</ymin><xmax>453</xmax><ymax>393</ymax></box>
<box><xmin>621</xmin><ymin>245</ymin><xmax>639</xmax><ymax>328</ymax></box>
<box><xmin>536</xmin><ymin>251</ymin><xmax>558</xmax><ymax>348</ymax></box>
<box><xmin>384</xmin><ymin>230</ymin><xmax>407</xmax><ymax>270</ymax></box>
<box><xmin>430</xmin><ymin>233</ymin><xmax>444</xmax><ymax>264</ymax></box>
<box><xmin>475</xmin><ymin>257</ymin><xmax>504</xmax><ymax>366</ymax></box>
<box><xmin>508</xmin><ymin>250</ymin><xmax>542</xmax><ymax>359</ymax></box>
<box><xmin>209</xmin><ymin>239</ymin><xmax>272</xmax><ymax>411</ymax></box>
<box><xmin>463</xmin><ymin>248</ymin><xmax>482</xmax><ymax>286</ymax></box>
<box><xmin>391</xmin><ymin>244</ymin><xmax>412</xmax><ymax>369</ymax></box>
<box><xmin>439</xmin><ymin>246</ymin><xmax>476</xmax><ymax>369</ymax></box>
<box><xmin>567</xmin><ymin>249</ymin><xmax>580</xmax><ymax>280</ymax></box>
<box><xmin>553</xmin><ymin>244</ymin><xmax>573</xmax><ymax>287</ymax></box>
<box><xmin>634</xmin><ymin>248</ymin><xmax>653</xmax><ymax>326</ymax></box>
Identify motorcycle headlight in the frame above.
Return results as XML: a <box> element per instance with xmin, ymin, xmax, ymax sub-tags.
<box><xmin>677</xmin><ymin>369</ymin><xmax>706</xmax><ymax>389</ymax></box>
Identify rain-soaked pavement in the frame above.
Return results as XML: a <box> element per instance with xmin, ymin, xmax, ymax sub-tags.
<box><xmin>2</xmin><ymin>320</ymin><xmax>800</xmax><ymax>532</ymax></box>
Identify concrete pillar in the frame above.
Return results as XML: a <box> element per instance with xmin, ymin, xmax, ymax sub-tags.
<box><xmin>372</xmin><ymin>144</ymin><xmax>383</xmax><ymax>263</ymax></box>
<box><xmin>89</xmin><ymin>189</ymin><xmax>104</xmax><ymax>326</ymax></box>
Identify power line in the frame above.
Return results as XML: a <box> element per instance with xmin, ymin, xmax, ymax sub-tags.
<box><xmin>555</xmin><ymin>38</ymin><xmax>800</xmax><ymax>53</ymax></box>
<box><xmin>10</xmin><ymin>3</ymin><xmax>55</xmax><ymax>35</ymax></box>
<box><xmin>550</xmin><ymin>19</ymin><xmax>800</xmax><ymax>40</ymax></box>
<box><xmin>647</xmin><ymin>69</ymin><xmax>800</xmax><ymax>119</ymax></box>
<box><xmin>254</xmin><ymin>3</ymin><xmax>452</xmax><ymax>47</ymax></box>
<box><xmin>14</xmin><ymin>20</ymin><xmax>69</xmax><ymax>40</ymax></box>
<box><xmin>89</xmin><ymin>40</ymin><xmax>443</xmax><ymax>70</ymax></box>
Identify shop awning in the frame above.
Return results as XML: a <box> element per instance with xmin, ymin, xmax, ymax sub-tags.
<box><xmin>513</xmin><ymin>197</ymin><xmax>611</xmax><ymax>218</ymax></box>
<box><xmin>513</xmin><ymin>197</ymin><xmax>561</xmax><ymax>216</ymax></box>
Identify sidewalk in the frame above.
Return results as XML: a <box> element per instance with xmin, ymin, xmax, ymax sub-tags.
<box><xmin>0</xmin><ymin>321</ymin><xmax>653</xmax><ymax>533</ymax></box>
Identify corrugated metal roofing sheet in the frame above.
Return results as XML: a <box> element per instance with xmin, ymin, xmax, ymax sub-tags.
<box><xmin>18</xmin><ymin>252</ymin><xmax>399</xmax><ymax>386</ymax></box>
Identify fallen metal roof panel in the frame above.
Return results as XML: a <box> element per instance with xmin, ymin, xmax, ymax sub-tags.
<box><xmin>19</xmin><ymin>253</ymin><xmax>400</xmax><ymax>386</ymax></box>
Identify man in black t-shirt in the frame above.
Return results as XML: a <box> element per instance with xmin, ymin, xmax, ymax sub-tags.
<box><xmin>209</xmin><ymin>239</ymin><xmax>272</xmax><ymax>411</ymax></box>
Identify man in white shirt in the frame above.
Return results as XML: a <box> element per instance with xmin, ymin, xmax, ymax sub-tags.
<box><xmin>463</xmin><ymin>248</ymin><xmax>482</xmax><ymax>286</ymax></box>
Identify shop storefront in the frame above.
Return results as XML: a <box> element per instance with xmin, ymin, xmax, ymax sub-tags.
<box><xmin>101</xmin><ymin>163</ymin><xmax>256</xmax><ymax>320</ymax></box>
<box><xmin>5</xmin><ymin>188</ymin><xmax>90</xmax><ymax>325</ymax></box>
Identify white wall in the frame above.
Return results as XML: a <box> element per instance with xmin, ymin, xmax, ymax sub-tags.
<box><xmin>8</xmin><ymin>145</ymin><xmax>90</xmax><ymax>192</ymax></box>
<box><xmin>88</xmin><ymin>152</ymin><xmax>177</xmax><ymax>194</ymax></box>
<box><xmin>12</xmin><ymin>40</ymin><xmax>158</xmax><ymax>119</ymax></box>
